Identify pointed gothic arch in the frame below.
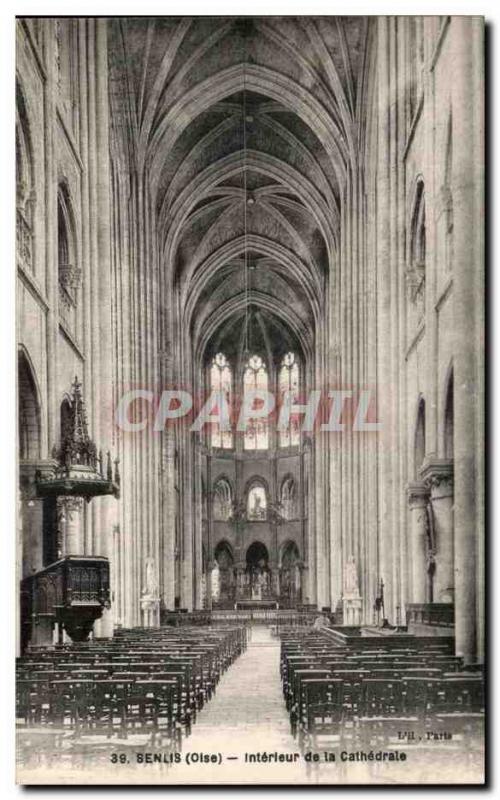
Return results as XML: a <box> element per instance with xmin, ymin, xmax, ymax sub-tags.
<box><xmin>212</xmin><ymin>476</ymin><xmax>233</xmax><ymax>521</ymax></box>
<box><xmin>18</xmin><ymin>348</ymin><xmax>42</xmax><ymax>461</ymax></box>
<box><xmin>16</xmin><ymin>80</ymin><xmax>36</xmax><ymax>272</ymax></box>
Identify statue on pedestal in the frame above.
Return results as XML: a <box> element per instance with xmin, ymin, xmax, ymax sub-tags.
<box><xmin>141</xmin><ymin>556</ymin><xmax>160</xmax><ymax>627</ymax></box>
<box><xmin>342</xmin><ymin>555</ymin><xmax>362</xmax><ymax>625</ymax></box>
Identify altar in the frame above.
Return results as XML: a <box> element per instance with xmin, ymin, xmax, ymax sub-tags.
<box><xmin>234</xmin><ymin>599</ymin><xmax>279</xmax><ymax>610</ymax></box>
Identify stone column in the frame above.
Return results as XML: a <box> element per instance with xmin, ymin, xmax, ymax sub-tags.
<box><xmin>180</xmin><ymin>432</ymin><xmax>194</xmax><ymax>610</ymax></box>
<box><xmin>112</xmin><ymin>524</ymin><xmax>123</xmax><ymax>627</ymax></box>
<box><xmin>450</xmin><ymin>17</ymin><xmax>484</xmax><ymax>663</ymax></box>
<box><xmin>205</xmin><ymin>452</ymin><xmax>213</xmax><ymax>611</ymax></box>
<box><xmin>301</xmin><ymin>562</ymin><xmax>311</xmax><ymax>607</ymax></box>
<box><xmin>18</xmin><ymin>478</ymin><xmax>42</xmax><ymax>652</ymax></box>
<box><xmin>57</xmin><ymin>497</ymin><xmax>84</xmax><ymax>556</ymax></box>
<box><xmin>234</xmin><ymin>564</ymin><xmax>245</xmax><ymax>600</ymax></box>
<box><xmin>422</xmin><ymin>460</ymin><xmax>454</xmax><ymax>603</ymax></box>
<box><xmin>43</xmin><ymin>21</ymin><xmax>59</xmax><ymax>449</ymax></box>
<box><xmin>19</xmin><ymin>467</ymin><xmax>46</xmax><ymax>575</ymax></box>
<box><xmin>95</xmin><ymin>18</ymin><xmax>116</xmax><ymax>639</ymax></box>
<box><xmin>376</xmin><ymin>17</ymin><xmax>395</xmax><ymax>624</ymax></box>
<box><xmin>269</xmin><ymin>562</ymin><xmax>279</xmax><ymax>598</ymax></box>
<box><xmin>205</xmin><ymin>562</ymin><xmax>213</xmax><ymax>611</ymax></box>
<box><xmin>406</xmin><ymin>482</ymin><xmax>430</xmax><ymax>603</ymax></box>
<box><xmin>191</xmin><ymin>439</ymin><xmax>203</xmax><ymax>610</ymax></box>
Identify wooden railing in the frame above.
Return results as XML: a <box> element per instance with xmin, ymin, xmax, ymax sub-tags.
<box><xmin>406</xmin><ymin>602</ymin><xmax>454</xmax><ymax>628</ymax></box>
<box><xmin>160</xmin><ymin>610</ymin><xmax>212</xmax><ymax>627</ymax></box>
<box><xmin>211</xmin><ymin>609</ymin><xmax>317</xmax><ymax>627</ymax></box>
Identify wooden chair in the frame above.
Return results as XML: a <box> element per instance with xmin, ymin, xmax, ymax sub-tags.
<box><xmin>299</xmin><ymin>678</ymin><xmax>344</xmax><ymax>753</ymax></box>
<box><xmin>357</xmin><ymin>678</ymin><xmax>418</xmax><ymax>749</ymax></box>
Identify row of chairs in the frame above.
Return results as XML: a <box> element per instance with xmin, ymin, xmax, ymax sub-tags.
<box><xmin>16</xmin><ymin>624</ymin><xmax>247</xmax><ymax>770</ymax></box>
<box><xmin>280</xmin><ymin>629</ymin><xmax>485</xmax><ymax>761</ymax></box>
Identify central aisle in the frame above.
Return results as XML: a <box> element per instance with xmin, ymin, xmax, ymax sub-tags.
<box><xmin>168</xmin><ymin>624</ymin><xmax>309</xmax><ymax>784</ymax></box>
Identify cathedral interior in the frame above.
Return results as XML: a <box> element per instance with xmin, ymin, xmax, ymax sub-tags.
<box><xmin>16</xmin><ymin>15</ymin><xmax>485</xmax><ymax>784</ymax></box>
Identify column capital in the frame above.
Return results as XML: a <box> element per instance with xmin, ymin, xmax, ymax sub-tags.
<box><xmin>406</xmin><ymin>481</ymin><xmax>430</xmax><ymax>508</ymax></box>
<box><xmin>420</xmin><ymin>458</ymin><xmax>454</xmax><ymax>497</ymax></box>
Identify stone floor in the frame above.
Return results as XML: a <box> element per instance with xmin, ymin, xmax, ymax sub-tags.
<box><xmin>166</xmin><ymin>624</ymin><xmax>310</xmax><ymax>784</ymax></box>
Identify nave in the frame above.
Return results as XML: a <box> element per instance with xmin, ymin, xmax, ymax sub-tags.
<box><xmin>16</xmin><ymin>622</ymin><xmax>484</xmax><ymax>785</ymax></box>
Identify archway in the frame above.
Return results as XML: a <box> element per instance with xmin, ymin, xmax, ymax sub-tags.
<box><xmin>18</xmin><ymin>350</ymin><xmax>41</xmax><ymax>460</ymax></box>
<box><xmin>245</xmin><ymin>541</ymin><xmax>271</xmax><ymax>601</ymax></box>
<box><xmin>16</xmin><ymin>80</ymin><xmax>36</xmax><ymax>274</ymax></box>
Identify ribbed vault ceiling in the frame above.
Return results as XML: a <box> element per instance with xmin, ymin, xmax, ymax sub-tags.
<box><xmin>108</xmin><ymin>16</ymin><xmax>368</xmax><ymax>361</ymax></box>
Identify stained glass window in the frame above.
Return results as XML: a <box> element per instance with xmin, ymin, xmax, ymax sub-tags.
<box><xmin>278</xmin><ymin>352</ymin><xmax>300</xmax><ymax>447</ymax></box>
<box><xmin>243</xmin><ymin>354</ymin><xmax>269</xmax><ymax>450</ymax></box>
<box><xmin>209</xmin><ymin>353</ymin><xmax>232</xmax><ymax>448</ymax></box>
<box><xmin>247</xmin><ymin>484</ymin><xmax>267</xmax><ymax>520</ymax></box>
<box><xmin>213</xmin><ymin>479</ymin><xmax>233</xmax><ymax>521</ymax></box>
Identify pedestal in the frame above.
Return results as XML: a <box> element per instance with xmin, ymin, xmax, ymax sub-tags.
<box><xmin>342</xmin><ymin>595</ymin><xmax>363</xmax><ymax>625</ymax></box>
<box><xmin>140</xmin><ymin>596</ymin><xmax>160</xmax><ymax>627</ymax></box>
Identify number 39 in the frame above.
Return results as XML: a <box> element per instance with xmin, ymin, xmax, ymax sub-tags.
<box><xmin>110</xmin><ymin>753</ymin><xmax>128</xmax><ymax>764</ymax></box>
